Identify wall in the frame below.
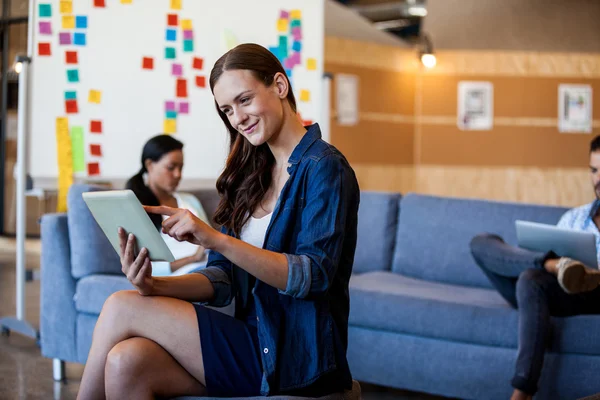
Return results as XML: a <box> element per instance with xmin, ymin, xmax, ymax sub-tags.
<box><xmin>325</xmin><ymin>37</ymin><xmax>600</xmax><ymax>206</ymax></box>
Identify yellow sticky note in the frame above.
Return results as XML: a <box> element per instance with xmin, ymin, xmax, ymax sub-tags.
<box><xmin>170</xmin><ymin>0</ymin><xmax>181</xmax><ymax>9</ymax></box>
<box><xmin>88</xmin><ymin>90</ymin><xmax>102</xmax><ymax>104</ymax></box>
<box><xmin>307</xmin><ymin>58</ymin><xmax>317</xmax><ymax>71</ymax></box>
<box><xmin>277</xmin><ymin>18</ymin><xmax>288</xmax><ymax>33</ymax></box>
<box><xmin>60</xmin><ymin>1</ymin><xmax>72</xmax><ymax>14</ymax></box>
<box><xmin>181</xmin><ymin>19</ymin><xmax>192</xmax><ymax>30</ymax></box>
<box><xmin>290</xmin><ymin>9</ymin><xmax>302</xmax><ymax>19</ymax></box>
<box><xmin>121</xmin><ymin>0</ymin><xmax>133</xmax><ymax>3</ymax></box>
<box><xmin>56</xmin><ymin>117</ymin><xmax>73</xmax><ymax>213</ymax></box>
<box><xmin>62</xmin><ymin>15</ymin><xmax>75</xmax><ymax>29</ymax></box>
<box><xmin>300</xmin><ymin>89</ymin><xmax>310</xmax><ymax>102</ymax></box>
<box><xmin>164</xmin><ymin>119</ymin><xmax>177</xmax><ymax>134</ymax></box>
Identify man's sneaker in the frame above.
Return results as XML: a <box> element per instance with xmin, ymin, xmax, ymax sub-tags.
<box><xmin>556</xmin><ymin>257</ymin><xmax>600</xmax><ymax>294</ymax></box>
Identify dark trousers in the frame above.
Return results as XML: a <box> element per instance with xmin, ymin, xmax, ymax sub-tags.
<box><xmin>470</xmin><ymin>233</ymin><xmax>600</xmax><ymax>395</ymax></box>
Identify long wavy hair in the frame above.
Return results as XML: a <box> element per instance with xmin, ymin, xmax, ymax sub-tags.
<box><xmin>210</xmin><ymin>43</ymin><xmax>298</xmax><ymax>236</ymax></box>
<box><xmin>125</xmin><ymin>134</ymin><xmax>183</xmax><ymax>230</ymax></box>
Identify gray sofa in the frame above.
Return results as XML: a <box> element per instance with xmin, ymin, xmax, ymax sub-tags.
<box><xmin>40</xmin><ymin>184</ymin><xmax>600</xmax><ymax>399</ymax></box>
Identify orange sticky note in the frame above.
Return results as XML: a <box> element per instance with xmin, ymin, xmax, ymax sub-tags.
<box><xmin>142</xmin><ymin>57</ymin><xmax>154</xmax><ymax>70</ymax></box>
<box><xmin>167</xmin><ymin>14</ymin><xmax>178</xmax><ymax>27</ymax></box>
<box><xmin>299</xmin><ymin>89</ymin><xmax>310</xmax><ymax>102</ymax></box>
<box><xmin>38</xmin><ymin>42</ymin><xmax>51</xmax><ymax>56</ymax></box>
<box><xmin>90</xmin><ymin>120</ymin><xmax>102</xmax><ymax>133</ymax></box>
<box><xmin>307</xmin><ymin>58</ymin><xmax>317</xmax><ymax>71</ymax></box>
<box><xmin>90</xmin><ymin>144</ymin><xmax>102</xmax><ymax>156</ymax></box>
<box><xmin>65</xmin><ymin>99</ymin><xmax>78</xmax><ymax>114</ymax></box>
<box><xmin>88</xmin><ymin>162</ymin><xmax>100</xmax><ymax>176</ymax></box>
<box><xmin>176</xmin><ymin>78</ymin><xmax>188</xmax><ymax>98</ymax></box>
<box><xmin>195</xmin><ymin>76</ymin><xmax>206</xmax><ymax>88</ymax></box>
<box><xmin>66</xmin><ymin>50</ymin><xmax>78</xmax><ymax>64</ymax></box>
<box><xmin>192</xmin><ymin>57</ymin><xmax>204</xmax><ymax>70</ymax></box>
<box><xmin>94</xmin><ymin>0</ymin><xmax>105</xmax><ymax>7</ymax></box>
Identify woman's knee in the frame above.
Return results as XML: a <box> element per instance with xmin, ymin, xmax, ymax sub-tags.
<box><xmin>470</xmin><ymin>233</ymin><xmax>504</xmax><ymax>258</ymax></box>
<box><xmin>105</xmin><ymin>338</ymin><xmax>151</xmax><ymax>391</ymax></box>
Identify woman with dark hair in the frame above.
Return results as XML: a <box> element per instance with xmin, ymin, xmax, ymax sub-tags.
<box><xmin>125</xmin><ymin>134</ymin><xmax>209</xmax><ymax>276</ymax></box>
<box><xmin>77</xmin><ymin>43</ymin><xmax>359</xmax><ymax>399</ymax></box>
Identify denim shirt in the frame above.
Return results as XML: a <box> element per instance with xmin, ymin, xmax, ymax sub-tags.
<box><xmin>196</xmin><ymin>124</ymin><xmax>360</xmax><ymax>395</ymax></box>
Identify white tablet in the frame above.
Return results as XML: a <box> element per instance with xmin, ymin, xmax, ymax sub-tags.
<box><xmin>82</xmin><ymin>190</ymin><xmax>175</xmax><ymax>262</ymax></box>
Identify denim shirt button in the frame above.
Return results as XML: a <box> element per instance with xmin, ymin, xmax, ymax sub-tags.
<box><xmin>263</xmin><ymin>348</ymin><xmax>269</xmax><ymax>354</ymax></box>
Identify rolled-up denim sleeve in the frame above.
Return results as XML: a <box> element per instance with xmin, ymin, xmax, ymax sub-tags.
<box><xmin>194</xmin><ymin>227</ymin><xmax>234</xmax><ymax>307</ymax></box>
<box><xmin>279</xmin><ymin>154</ymin><xmax>358</xmax><ymax>299</ymax></box>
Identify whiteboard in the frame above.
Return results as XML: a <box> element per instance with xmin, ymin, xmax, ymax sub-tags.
<box><xmin>28</xmin><ymin>0</ymin><xmax>324</xmax><ymax>181</ymax></box>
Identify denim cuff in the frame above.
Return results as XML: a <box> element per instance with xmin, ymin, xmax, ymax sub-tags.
<box><xmin>278</xmin><ymin>253</ymin><xmax>312</xmax><ymax>298</ymax></box>
<box><xmin>511</xmin><ymin>374</ymin><xmax>538</xmax><ymax>396</ymax></box>
<box><xmin>194</xmin><ymin>266</ymin><xmax>232</xmax><ymax>306</ymax></box>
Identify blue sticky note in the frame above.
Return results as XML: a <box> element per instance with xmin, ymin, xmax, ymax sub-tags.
<box><xmin>165</xmin><ymin>47</ymin><xmax>176</xmax><ymax>59</ymax></box>
<box><xmin>292</xmin><ymin>41</ymin><xmax>302</xmax><ymax>52</ymax></box>
<box><xmin>73</xmin><ymin>32</ymin><xmax>86</xmax><ymax>46</ymax></box>
<box><xmin>76</xmin><ymin>16</ymin><xmax>88</xmax><ymax>29</ymax></box>
<box><xmin>269</xmin><ymin>46</ymin><xmax>281</xmax><ymax>61</ymax></box>
<box><xmin>166</xmin><ymin>29</ymin><xmax>177</xmax><ymax>41</ymax></box>
<box><xmin>290</xmin><ymin>19</ymin><xmax>301</xmax><ymax>28</ymax></box>
<box><xmin>65</xmin><ymin>91</ymin><xmax>77</xmax><ymax>100</ymax></box>
<box><xmin>67</xmin><ymin>69</ymin><xmax>79</xmax><ymax>83</ymax></box>
<box><xmin>183</xmin><ymin>39</ymin><xmax>194</xmax><ymax>52</ymax></box>
<box><xmin>285</xmin><ymin>69</ymin><xmax>293</xmax><ymax>79</ymax></box>
<box><xmin>165</xmin><ymin>110</ymin><xmax>177</xmax><ymax>119</ymax></box>
<box><xmin>39</xmin><ymin>4</ymin><xmax>51</xmax><ymax>17</ymax></box>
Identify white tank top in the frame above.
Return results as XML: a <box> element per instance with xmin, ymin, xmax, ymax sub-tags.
<box><xmin>240</xmin><ymin>212</ymin><xmax>273</xmax><ymax>248</ymax></box>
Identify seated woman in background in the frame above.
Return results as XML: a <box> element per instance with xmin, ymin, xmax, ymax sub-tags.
<box><xmin>125</xmin><ymin>134</ymin><xmax>209</xmax><ymax>276</ymax></box>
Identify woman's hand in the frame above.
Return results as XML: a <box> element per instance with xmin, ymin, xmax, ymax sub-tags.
<box><xmin>144</xmin><ymin>205</ymin><xmax>221</xmax><ymax>250</ymax></box>
<box><xmin>118</xmin><ymin>227</ymin><xmax>154</xmax><ymax>296</ymax></box>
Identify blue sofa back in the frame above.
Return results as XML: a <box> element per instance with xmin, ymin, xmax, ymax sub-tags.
<box><xmin>391</xmin><ymin>194</ymin><xmax>569</xmax><ymax>288</ymax></box>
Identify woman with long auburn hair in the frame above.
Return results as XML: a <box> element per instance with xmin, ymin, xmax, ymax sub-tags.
<box><xmin>77</xmin><ymin>43</ymin><xmax>360</xmax><ymax>399</ymax></box>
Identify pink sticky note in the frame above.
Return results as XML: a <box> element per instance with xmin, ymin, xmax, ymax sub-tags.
<box><xmin>165</xmin><ymin>101</ymin><xmax>176</xmax><ymax>112</ymax></box>
<box><xmin>284</xmin><ymin>57</ymin><xmax>294</xmax><ymax>70</ymax></box>
<box><xmin>179</xmin><ymin>102</ymin><xmax>189</xmax><ymax>114</ymax></box>
<box><xmin>39</xmin><ymin>21</ymin><xmax>52</xmax><ymax>35</ymax></box>
<box><xmin>290</xmin><ymin>51</ymin><xmax>301</xmax><ymax>67</ymax></box>
<box><xmin>292</xmin><ymin>27</ymin><xmax>302</xmax><ymax>41</ymax></box>
<box><xmin>183</xmin><ymin>30</ymin><xmax>193</xmax><ymax>40</ymax></box>
<box><xmin>59</xmin><ymin>32</ymin><xmax>71</xmax><ymax>45</ymax></box>
<box><xmin>172</xmin><ymin>63</ymin><xmax>183</xmax><ymax>76</ymax></box>
<box><xmin>280</xmin><ymin>10</ymin><xmax>289</xmax><ymax>19</ymax></box>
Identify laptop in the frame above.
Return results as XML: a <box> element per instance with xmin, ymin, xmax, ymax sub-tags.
<box><xmin>515</xmin><ymin>220</ymin><xmax>598</xmax><ymax>268</ymax></box>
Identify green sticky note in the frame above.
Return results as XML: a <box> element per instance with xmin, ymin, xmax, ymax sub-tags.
<box><xmin>183</xmin><ymin>40</ymin><xmax>194</xmax><ymax>52</ymax></box>
<box><xmin>165</xmin><ymin>110</ymin><xmax>177</xmax><ymax>119</ymax></box>
<box><xmin>65</xmin><ymin>91</ymin><xmax>77</xmax><ymax>100</ymax></box>
<box><xmin>70</xmin><ymin>126</ymin><xmax>85</xmax><ymax>172</ymax></box>
<box><xmin>278</xmin><ymin>36</ymin><xmax>288</xmax><ymax>59</ymax></box>
<box><xmin>165</xmin><ymin>47</ymin><xmax>176</xmax><ymax>59</ymax></box>
<box><xmin>39</xmin><ymin>4</ymin><xmax>52</xmax><ymax>17</ymax></box>
<box><xmin>67</xmin><ymin>69</ymin><xmax>79</xmax><ymax>83</ymax></box>
<box><xmin>290</xmin><ymin>19</ymin><xmax>301</xmax><ymax>28</ymax></box>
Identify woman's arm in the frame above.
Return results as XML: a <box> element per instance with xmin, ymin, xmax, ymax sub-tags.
<box><xmin>149</xmin><ymin>273</ymin><xmax>215</xmax><ymax>302</ymax></box>
<box><xmin>170</xmin><ymin>247</ymin><xmax>207</xmax><ymax>272</ymax></box>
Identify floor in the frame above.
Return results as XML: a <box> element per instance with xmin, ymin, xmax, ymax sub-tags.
<box><xmin>0</xmin><ymin>236</ymin><xmax>451</xmax><ymax>400</ymax></box>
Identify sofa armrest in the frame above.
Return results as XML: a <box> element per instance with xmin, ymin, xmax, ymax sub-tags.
<box><xmin>40</xmin><ymin>213</ymin><xmax>78</xmax><ymax>363</ymax></box>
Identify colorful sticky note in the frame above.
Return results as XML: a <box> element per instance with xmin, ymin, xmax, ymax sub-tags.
<box><xmin>179</xmin><ymin>102</ymin><xmax>189</xmax><ymax>114</ymax></box>
<box><xmin>290</xmin><ymin>19</ymin><xmax>301</xmax><ymax>28</ymax></box>
<box><xmin>164</xmin><ymin>119</ymin><xmax>176</xmax><ymax>134</ymax></box>
<box><xmin>76</xmin><ymin>16</ymin><xmax>88</xmax><ymax>29</ymax></box>
<box><xmin>71</xmin><ymin>126</ymin><xmax>85</xmax><ymax>172</ymax></box>
<box><xmin>60</xmin><ymin>1</ymin><xmax>72</xmax><ymax>14</ymax></box>
<box><xmin>67</xmin><ymin>69</ymin><xmax>79</xmax><ymax>83</ymax></box>
<box><xmin>289</xmin><ymin>51</ymin><xmax>301</xmax><ymax>67</ymax></box>
<box><xmin>94</xmin><ymin>0</ymin><xmax>105</xmax><ymax>7</ymax></box>
<box><xmin>90</xmin><ymin>120</ymin><xmax>102</xmax><ymax>133</ymax></box>
<box><xmin>73</xmin><ymin>33</ymin><xmax>86</xmax><ymax>46</ymax></box>
<box><xmin>90</xmin><ymin>144</ymin><xmax>102</xmax><ymax>157</ymax></box>
<box><xmin>167</xmin><ymin>14</ymin><xmax>178</xmax><ymax>27</ymax></box>
<box><xmin>300</xmin><ymin>90</ymin><xmax>310</xmax><ymax>102</ymax></box>
<box><xmin>165</xmin><ymin>47</ymin><xmax>176</xmax><ymax>59</ymax></box>
<box><xmin>307</xmin><ymin>58</ymin><xmax>317</xmax><ymax>71</ymax></box>
<box><xmin>181</xmin><ymin>19</ymin><xmax>192</xmax><ymax>30</ymax></box>
<box><xmin>172</xmin><ymin>63</ymin><xmax>183</xmax><ymax>76</ymax></box>
<box><xmin>65</xmin><ymin>99</ymin><xmax>78</xmax><ymax>114</ymax></box>
<box><xmin>277</xmin><ymin>18</ymin><xmax>289</xmax><ymax>33</ymax></box>
<box><xmin>183</xmin><ymin>30</ymin><xmax>193</xmax><ymax>40</ymax></box>
<box><xmin>142</xmin><ymin>57</ymin><xmax>154</xmax><ymax>70</ymax></box>
<box><xmin>88</xmin><ymin>162</ymin><xmax>100</xmax><ymax>176</ymax></box>
<box><xmin>269</xmin><ymin>46</ymin><xmax>281</xmax><ymax>61</ymax></box>
<box><xmin>192</xmin><ymin>57</ymin><xmax>203</xmax><ymax>70</ymax></box>
<box><xmin>165</xmin><ymin>110</ymin><xmax>177</xmax><ymax>119</ymax></box>
<box><xmin>56</xmin><ymin>117</ymin><xmax>73</xmax><ymax>212</ymax></box>
<box><xmin>88</xmin><ymin>90</ymin><xmax>102</xmax><ymax>104</ymax></box>
<box><xmin>121</xmin><ymin>0</ymin><xmax>133</xmax><ymax>4</ymax></box>
<box><xmin>39</xmin><ymin>21</ymin><xmax>52</xmax><ymax>35</ymax></box>
<box><xmin>176</xmin><ymin>79</ymin><xmax>188</xmax><ymax>98</ymax></box>
<box><xmin>195</xmin><ymin>76</ymin><xmax>206</xmax><ymax>88</ymax></box>
<box><xmin>183</xmin><ymin>40</ymin><xmax>194</xmax><ymax>52</ymax></box>
<box><xmin>62</xmin><ymin>15</ymin><xmax>75</xmax><ymax>29</ymax></box>
<box><xmin>292</xmin><ymin>26</ymin><xmax>302</xmax><ymax>41</ymax></box>
<box><xmin>292</xmin><ymin>41</ymin><xmax>302</xmax><ymax>52</ymax></box>
<box><xmin>278</xmin><ymin>36</ymin><xmax>288</xmax><ymax>58</ymax></box>
<box><xmin>66</xmin><ymin>50</ymin><xmax>78</xmax><ymax>64</ymax></box>
<box><xmin>166</xmin><ymin>29</ymin><xmax>177</xmax><ymax>41</ymax></box>
<box><xmin>65</xmin><ymin>91</ymin><xmax>77</xmax><ymax>100</ymax></box>
<box><xmin>39</xmin><ymin>4</ymin><xmax>52</xmax><ymax>17</ymax></box>
<box><xmin>170</xmin><ymin>0</ymin><xmax>181</xmax><ymax>10</ymax></box>
<box><xmin>165</xmin><ymin>101</ymin><xmax>176</xmax><ymax>112</ymax></box>
<box><xmin>286</xmin><ymin>69</ymin><xmax>293</xmax><ymax>79</ymax></box>
<box><xmin>38</xmin><ymin>43</ymin><xmax>51</xmax><ymax>56</ymax></box>
<box><xmin>280</xmin><ymin>10</ymin><xmax>289</xmax><ymax>19</ymax></box>
<box><xmin>290</xmin><ymin>10</ymin><xmax>302</xmax><ymax>19</ymax></box>
<box><xmin>59</xmin><ymin>32</ymin><xmax>71</xmax><ymax>45</ymax></box>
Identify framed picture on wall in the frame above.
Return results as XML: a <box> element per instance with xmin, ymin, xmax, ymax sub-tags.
<box><xmin>558</xmin><ymin>84</ymin><xmax>593</xmax><ymax>133</ymax></box>
<box><xmin>457</xmin><ymin>81</ymin><xmax>494</xmax><ymax>131</ymax></box>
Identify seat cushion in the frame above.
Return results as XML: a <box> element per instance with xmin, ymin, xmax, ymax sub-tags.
<box><xmin>75</xmin><ymin>275</ymin><xmax>133</xmax><ymax>314</ymax></box>
<box><xmin>392</xmin><ymin>193</ymin><xmax>568</xmax><ymax>288</ymax></box>
<box><xmin>349</xmin><ymin>271</ymin><xmax>600</xmax><ymax>355</ymax></box>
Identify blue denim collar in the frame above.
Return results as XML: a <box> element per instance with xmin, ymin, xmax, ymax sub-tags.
<box><xmin>287</xmin><ymin>123</ymin><xmax>322</xmax><ymax>165</ymax></box>
<box><xmin>589</xmin><ymin>199</ymin><xmax>600</xmax><ymax>219</ymax></box>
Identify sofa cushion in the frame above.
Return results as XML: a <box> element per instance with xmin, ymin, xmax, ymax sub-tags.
<box><xmin>75</xmin><ymin>275</ymin><xmax>133</xmax><ymax>314</ymax></box>
<box><xmin>353</xmin><ymin>192</ymin><xmax>401</xmax><ymax>274</ymax></box>
<box><xmin>349</xmin><ymin>271</ymin><xmax>600</xmax><ymax>356</ymax></box>
<box><xmin>68</xmin><ymin>184</ymin><xmax>122</xmax><ymax>279</ymax></box>
<box><xmin>392</xmin><ymin>194</ymin><xmax>568</xmax><ymax>288</ymax></box>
